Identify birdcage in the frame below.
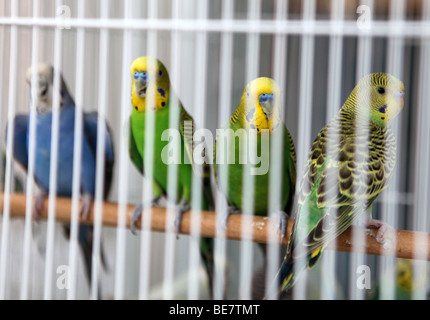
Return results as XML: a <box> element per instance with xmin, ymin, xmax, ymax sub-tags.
<box><xmin>0</xmin><ymin>0</ymin><xmax>429</xmax><ymax>304</ymax></box>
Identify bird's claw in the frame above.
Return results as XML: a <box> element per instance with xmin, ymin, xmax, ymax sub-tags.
<box><xmin>80</xmin><ymin>193</ymin><xmax>93</xmax><ymax>221</ymax></box>
<box><xmin>130</xmin><ymin>204</ymin><xmax>144</xmax><ymax>235</ymax></box>
<box><xmin>366</xmin><ymin>219</ymin><xmax>393</xmax><ymax>244</ymax></box>
<box><xmin>217</xmin><ymin>206</ymin><xmax>240</xmax><ymax>234</ymax></box>
<box><xmin>32</xmin><ymin>192</ymin><xmax>47</xmax><ymax>219</ymax></box>
<box><xmin>174</xmin><ymin>199</ymin><xmax>190</xmax><ymax>239</ymax></box>
<box><xmin>274</xmin><ymin>211</ymin><xmax>288</xmax><ymax>240</ymax></box>
<box><xmin>217</xmin><ymin>212</ymin><xmax>230</xmax><ymax>235</ymax></box>
<box><xmin>130</xmin><ymin>197</ymin><xmax>161</xmax><ymax>235</ymax></box>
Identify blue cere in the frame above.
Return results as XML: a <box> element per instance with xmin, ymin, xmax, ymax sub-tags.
<box><xmin>259</xmin><ymin>93</ymin><xmax>274</xmax><ymax>103</ymax></box>
<box><xmin>134</xmin><ymin>71</ymin><xmax>148</xmax><ymax>80</ymax></box>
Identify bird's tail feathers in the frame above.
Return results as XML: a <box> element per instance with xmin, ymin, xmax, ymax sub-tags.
<box><xmin>200</xmin><ymin>236</ymin><xmax>215</xmax><ymax>299</ymax></box>
<box><xmin>100</xmin><ymin>241</ymin><xmax>110</xmax><ymax>272</ymax></box>
<box><xmin>265</xmin><ymin>258</ymin><xmax>296</xmax><ymax>299</ymax></box>
<box><xmin>278</xmin><ymin>260</ymin><xmax>296</xmax><ymax>292</ymax></box>
<box><xmin>307</xmin><ymin>246</ymin><xmax>323</xmax><ymax>269</ymax></box>
<box><xmin>63</xmin><ymin>224</ymin><xmax>109</xmax><ymax>299</ymax></box>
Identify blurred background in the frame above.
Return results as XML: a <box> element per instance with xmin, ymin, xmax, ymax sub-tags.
<box><xmin>0</xmin><ymin>0</ymin><xmax>429</xmax><ymax>299</ymax></box>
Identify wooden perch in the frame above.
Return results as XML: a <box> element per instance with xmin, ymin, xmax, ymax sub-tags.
<box><xmin>1</xmin><ymin>192</ymin><xmax>429</xmax><ymax>261</ymax></box>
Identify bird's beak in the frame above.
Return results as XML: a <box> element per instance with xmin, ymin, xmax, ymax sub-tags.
<box><xmin>134</xmin><ymin>78</ymin><xmax>147</xmax><ymax>98</ymax></box>
<box><xmin>260</xmin><ymin>97</ymin><xmax>274</xmax><ymax>119</ymax></box>
<box><xmin>395</xmin><ymin>90</ymin><xmax>405</xmax><ymax>110</ymax></box>
<box><xmin>37</xmin><ymin>76</ymin><xmax>49</xmax><ymax>98</ymax></box>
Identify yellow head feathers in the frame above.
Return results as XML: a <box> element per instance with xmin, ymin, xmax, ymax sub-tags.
<box><xmin>344</xmin><ymin>72</ymin><xmax>405</xmax><ymax>127</ymax></box>
<box><xmin>396</xmin><ymin>259</ymin><xmax>427</xmax><ymax>293</ymax></box>
<box><xmin>237</xmin><ymin>77</ymin><xmax>282</xmax><ymax>133</ymax></box>
<box><xmin>130</xmin><ymin>56</ymin><xmax>170</xmax><ymax>112</ymax></box>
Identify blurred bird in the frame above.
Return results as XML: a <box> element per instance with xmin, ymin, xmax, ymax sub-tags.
<box><xmin>1</xmin><ymin>152</ymin><xmax>24</xmax><ymax>192</ymax></box>
<box><xmin>369</xmin><ymin>259</ymin><xmax>429</xmax><ymax>300</ymax></box>
<box><xmin>214</xmin><ymin>77</ymin><xmax>296</xmax><ymax>239</ymax></box>
<box><xmin>271</xmin><ymin>73</ymin><xmax>405</xmax><ymax>295</ymax></box>
<box><xmin>128</xmin><ymin>56</ymin><xmax>215</xmax><ymax>297</ymax></box>
<box><xmin>252</xmin><ymin>253</ymin><xmax>345</xmax><ymax>300</ymax></box>
<box><xmin>9</xmin><ymin>63</ymin><xmax>114</xmax><ymax>298</ymax></box>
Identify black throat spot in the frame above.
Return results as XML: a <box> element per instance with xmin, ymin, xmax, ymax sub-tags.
<box><xmin>157</xmin><ymin>87</ymin><xmax>166</xmax><ymax>97</ymax></box>
<box><xmin>378</xmin><ymin>104</ymin><xmax>388</xmax><ymax>114</ymax></box>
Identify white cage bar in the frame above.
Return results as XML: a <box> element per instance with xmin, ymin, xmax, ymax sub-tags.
<box><xmin>0</xmin><ymin>0</ymin><xmax>429</xmax><ymax>301</ymax></box>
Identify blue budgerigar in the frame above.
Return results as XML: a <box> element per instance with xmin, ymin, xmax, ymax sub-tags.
<box><xmin>10</xmin><ymin>63</ymin><xmax>114</xmax><ymax>297</ymax></box>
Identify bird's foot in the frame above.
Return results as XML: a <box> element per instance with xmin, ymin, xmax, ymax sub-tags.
<box><xmin>32</xmin><ymin>191</ymin><xmax>47</xmax><ymax>219</ymax></box>
<box><xmin>130</xmin><ymin>197</ymin><xmax>162</xmax><ymax>235</ymax></box>
<box><xmin>273</xmin><ymin>210</ymin><xmax>288</xmax><ymax>240</ymax></box>
<box><xmin>365</xmin><ymin>219</ymin><xmax>393</xmax><ymax>244</ymax></box>
<box><xmin>80</xmin><ymin>193</ymin><xmax>93</xmax><ymax>221</ymax></box>
<box><xmin>173</xmin><ymin>198</ymin><xmax>191</xmax><ymax>240</ymax></box>
<box><xmin>217</xmin><ymin>206</ymin><xmax>240</xmax><ymax>235</ymax></box>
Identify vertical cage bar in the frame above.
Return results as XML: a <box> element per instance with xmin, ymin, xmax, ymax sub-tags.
<box><xmin>319</xmin><ymin>0</ymin><xmax>345</xmax><ymax>301</ymax></box>
<box><xmin>238</xmin><ymin>0</ymin><xmax>261</xmax><ymax>300</ymax></box>
<box><xmin>43</xmin><ymin>0</ymin><xmax>64</xmax><ymax>300</ymax></box>
<box><xmin>188</xmin><ymin>0</ymin><xmax>208</xmax><ymax>300</ymax></box>
<box><xmin>163</xmin><ymin>0</ymin><xmax>182</xmax><ymax>299</ymax></box>
<box><xmin>0</xmin><ymin>0</ymin><xmax>18</xmax><ymax>300</ymax></box>
<box><xmin>378</xmin><ymin>0</ymin><xmax>406</xmax><ymax>300</ymax></box>
<box><xmin>137</xmin><ymin>0</ymin><xmax>158</xmax><ymax>300</ymax></box>
<box><xmin>20</xmin><ymin>0</ymin><xmax>40</xmax><ymax>300</ymax></box>
<box><xmin>67</xmin><ymin>0</ymin><xmax>86</xmax><ymax>300</ymax></box>
<box><xmin>213</xmin><ymin>0</ymin><xmax>234</xmax><ymax>300</ymax></box>
<box><xmin>348</xmin><ymin>0</ymin><xmax>373</xmax><ymax>301</ymax></box>
<box><xmin>91</xmin><ymin>0</ymin><xmax>110</xmax><ymax>300</ymax></box>
<box><xmin>265</xmin><ymin>0</ymin><xmax>288</xmax><ymax>301</ymax></box>
<box><xmin>293</xmin><ymin>0</ymin><xmax>316</xmax><ymax>300</ymax></box>
<box><xmin>114</xmin><ymin>0</ymin><xmax>132</xmax><ymax>301</ymax></box>
<box><xmin>412</xmin><ymin>0</ymin><xmax>430</xmax><ymax>300</ymax></box>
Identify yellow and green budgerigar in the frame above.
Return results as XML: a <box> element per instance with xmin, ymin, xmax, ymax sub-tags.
<box><xmin>128</xmin><ymin>56</ymin><xmax>215</xmax><ymax>296</ymax></box>
<box><xmin>272</xmin><ymin>72</ymin><xmax>405</xmax><ymax>294</ymax></box>
<box><xmin>214</xmin><ymin>77</ymin><xmax>296</xmax><ymax>238</ymax></box>
<box><xmin>369</xmin><ymin>259</ymin><xmax>428</xmax><ymax>300</ymax></box>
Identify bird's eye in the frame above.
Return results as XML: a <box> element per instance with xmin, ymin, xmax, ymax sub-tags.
<box><xmin>377</xmin><ymin>86</ymin><xmax>386</xmax><ymax>95</ymax></box>
<box><xmin>134</xmin><ymin>71</ymin><xmax>139</xmax><ymax>80</ymax></box>
<box><xmin>158</xmin><ymin>70</ymin><xmax>163</xmax><ymax>77</ymax></box>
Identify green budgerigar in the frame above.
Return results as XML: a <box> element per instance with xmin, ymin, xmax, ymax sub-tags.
<box><xmin>214</xmin><ymin>77</ymin><xmax>296</xmax><ymax>237</ymax></box>
<box><xmin>128</xmin><ymin>56</ymin><xmax>215</xmax><ymax>296</ymax></box>
<box><xmin>272</xmin><ymin>73</ymin><xmax>405</xmax><ymax>294</ymax></box>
